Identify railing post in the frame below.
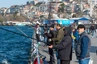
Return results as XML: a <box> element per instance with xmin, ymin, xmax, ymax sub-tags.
<box><xmin>36</xmin><ymin>43</ymin><xmax>40</xmax><ymax>64</ymax></box>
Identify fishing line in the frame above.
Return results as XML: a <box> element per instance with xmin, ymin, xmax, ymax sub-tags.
<box><xmin>15</xmin><ymin>26</ymin><xmax>29</xmax><ymax>37</ymax></box>
<box><xmin>14</xmin><ymin>26</ymin><xmax>58</xmax><ymax>61</ymax></box>
<box><xmin>0</xmin><ymin>27</ymin><xmax>47</xmax><ymax>44</ymax></box>
<box><xmin>14</xmin><ymin>26</ymin><xmax>35</xmax><ymax>54</ymax></box>
<box><xmin>0</xmin><ymin>27</ymin><xmax>58</xmax><ymax>62</ymax></box>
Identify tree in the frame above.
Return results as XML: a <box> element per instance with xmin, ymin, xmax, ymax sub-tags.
<box><xmin>58</xmin><ymin>3</ymin><xmax>65</xmax><ymax>18</ymax></box>
<box><xmin>72</xmin><ymin>13</ymin><xmax>76</xmax><ymax>18</ymax></box>
<box><xmin>13</xmin><ymin>11</ymin><xmax>18</xmax><ymax>20</ymax></box>
<box><xmin>0</xmin><ymin>15</ymin><xmax>4</xmax><ymax>23</ymax></box>
<box><xmin>39</xmin><ymin>15</ymin><xmax>47</xmax><ymax>22</ymax></box>
<box><xmin>1</xmin><ymin>13</ymin><xmax>4</xmax><ymax>16</ymax></box>
<box><xmin>15</xmin><ymin>16</ymin><xmax>26</xmax><ymax>21</ymax></box>
<box><xmin>58</xmin><ymin>3</ymin><xmax>65</xmax><ymax>13</ymax></box>
<box><xmin>6</xmin><ymin>15</ymin><xmax>13</xmax><ymax>21</ymax></box>
<box><xmin>93</xmin><ymin>5</ymin><xmax>97</xmax><ymax>19</ymax></box>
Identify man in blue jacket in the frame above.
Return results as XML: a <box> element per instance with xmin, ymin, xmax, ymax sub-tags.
<box><xmin>76</xmin><ymin>24</ymin><xmax>91</xmax><ymax>64</ymax></box>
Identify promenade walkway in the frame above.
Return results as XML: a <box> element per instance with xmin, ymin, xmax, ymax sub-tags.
<box><xmin>39</xmin><ymin>33</ymin><xmax>97</xmax><ymax>64</ymax></box>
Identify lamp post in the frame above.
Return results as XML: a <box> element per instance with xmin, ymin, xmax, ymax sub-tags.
<box><xmin>47</xmin><ymin>0</ymin><xmax>52</xmax><ymax>24</ymax></box>
<box><xmin>90</xmin><ymin>0</ymin><xmax>93</xmax><ymax>17</ymax></box>
<box><xmin>80</xmin><ymin>0</ymin><xmax>83</xmax><ymax>12</ymax></box>
<box><xmin>48</xmin><ymin>0</ymin><xmax>52</xmax><ymax>20</ymax></box>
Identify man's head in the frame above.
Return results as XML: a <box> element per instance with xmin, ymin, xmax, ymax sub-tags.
<box><xmin>72</xmin><ymin>27</ymin><xmax>75</xmax><ymax>32</ymax></box>
<box><xmin>56</xmin><ymin>24</ymin><xmax>61</xmax><ymax>30</ymax></box>
<box><xmin>77</xmin><ymin>24</ymin><xmax>85</xmax><ymax>34</ymax></box>
<box><xmin>54</xmin><ymin>21</ymin><xmax>57</xmax><ymax>25</ymax></box>
<box><xmin>50</xmin><ymin>25</ymin><xmax>54</xmax><ymax>30</ymax></box>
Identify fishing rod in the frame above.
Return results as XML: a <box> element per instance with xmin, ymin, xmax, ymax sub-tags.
<box><xmin>15</xmin><ymin>26</ymin><xmax>29</xmax><ymax>38</ymax></box>
<box><xmin>0</xmin><ymin>27</ymin><xmax>32</xmax><ymax>39</ymax></box>
<box><xmin>0</xmin><ymin>27</ymin><xmax>58</xmax><ymax>63</ymax></box>
<box><xmin>15</xmin><ymin>27</ymin><xmax>58</xmax><ymax>62</ymax></box>
<box><xmin>0</xmin><ymin>26</ymin><xmax>49</xmax><ymax>55</ymax></box>
<box><xmin>0</xmin><ymin>27</ymin><xmax>47</xmax><ymax>45</ymax></box>
<box><xmin>14</xmin><ymin>26</ymin><xmax>43</xmax><ymax>64</ymax></box>
<box><xmin>14</xmin><ymin>26</ymin><xmax>35</xmax><ymax>54</ymax></box>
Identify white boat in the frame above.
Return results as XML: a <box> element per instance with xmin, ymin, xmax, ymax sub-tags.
<box><xmin>15</xmin><ymin>23</ymin><xmax>26</xmax><ymax>26</ymax></box>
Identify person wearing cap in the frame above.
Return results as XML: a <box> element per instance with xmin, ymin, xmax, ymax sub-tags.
<box><xmin>75</xmin><ymin>24</ymin><xmax>91</xmax><ymax>64</ymax></box>
<box><xmin>35</xmin><ymin>23</ymin><xmax>41</xmax><ymax>42</ymax></box>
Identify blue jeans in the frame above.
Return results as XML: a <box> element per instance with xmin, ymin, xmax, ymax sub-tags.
<box><xmin>92</xmin><ymin>30</ymin><xmax>95</xmax><ymax>37</ymax></box>
<box><xmin>54</xmin><ymin>50</ymin><xmax>60</xmax><ymax>64</ymax></box>
<box><xmin>44</xmin><ymin>36</ymin><xmax>47</xmax><ymax>44</ymax></box>
<box><xmin>79</xmin><ymin>58</ymin><xmax>90</xmax><ymax>64</ymax></box>
<box><xmin>72</xmin><ymin>40</ymin><xmax>75</xmax><ymax>50</ymax></box>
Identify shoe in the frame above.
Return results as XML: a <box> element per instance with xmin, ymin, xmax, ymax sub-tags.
<box><xmin>47</xmin><ymin>61</ymin><xmax>50</xmax><ymax>63</ymax></box>
<box><xmin>47</xmin><ymin>61</ymin><xmax>53</xmax><ymax>64</ymax></box>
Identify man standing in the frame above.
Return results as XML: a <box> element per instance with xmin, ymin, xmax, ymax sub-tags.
<box><xmin>76</xmin><ymin>24</ymin><xmax>91</xmax><ymax>64</ymax></box>
<box><xmin>52</xmin><ymin>24</ymin><xmax>65</xmax><ymax>64</ymax></box>
<box><xmin>52</xmin><ymin>24</ymin><xmax>64</xmax><ymax>45</ymax></box>
<box><xmin>35</xmin><ymin>23</ymin><xmax>41</xmax><ymax>42</ymax></box>
<box><xmin>48</xmin><ymin>27</ymin><xmax>72</xmax><ymax>64</ymax></box>
<box><xmin>90</xmin><ymin>24</ymin><xmax>96</xmax><ymax>38</ymax></box>
<box><xmin>46</xmin><ymin>25</ymin><xmax>55</xmax><ymax>64</ymax></box>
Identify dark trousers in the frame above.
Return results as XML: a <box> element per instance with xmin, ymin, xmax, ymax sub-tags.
<box><xmin>60</xmin><ymin>60</ymin><xmax>70</xmax><ymax>64</ymax></box>
<box><xmin>36</xmin><ymin>34</ymin><xmax>40</xmax><ymax>42</ymax></box>
<box><xmin>49</xmin><ymin>48</ymin><xmax>54</xmax><ymax>63</ymax></box>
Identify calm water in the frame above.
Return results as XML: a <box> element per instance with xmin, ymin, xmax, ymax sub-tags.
<box><xmin>0</xmin><ymin>26</ymin><xmax>34</xmax><ymax>64</ymax></box>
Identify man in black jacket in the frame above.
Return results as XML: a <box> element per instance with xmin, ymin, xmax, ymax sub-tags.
<box><xmin>47</xmin><ymin>25</ymin><xmax>55</xmax><ymax>64</ymax></box>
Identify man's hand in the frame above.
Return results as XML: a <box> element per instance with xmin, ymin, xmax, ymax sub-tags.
<box><xmin>48</xmin><ymin>45</ymin><xmax>53</xmax><ymax>48</ymax></box>
<box><xmin>49</xmin><ymin>39</ymin><xmax>52</xmax><ymax>42</ymax></box>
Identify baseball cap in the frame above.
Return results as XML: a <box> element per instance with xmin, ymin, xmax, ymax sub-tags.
<box><xmin>77</xmin><ymin>24</ymin><xmax>85</xmax><ymax>29</ymax></box>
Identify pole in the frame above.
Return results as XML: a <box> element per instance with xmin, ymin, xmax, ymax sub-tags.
<box><xmin>90</xmin><ymin>0</ymin><xmax>93</xmax><ymax>17</ymax></box>
<box><xmin>95</xmin><ymin>0</ymin><xmax>96</xmax><ymax>5</ymax></box>
<box><xmin>36</xmin><ymin>42</ymin><xmax>40</xmax><ymax>64</ymax></box>
<box><xmin>80</xmin><ymin>0</ymin><xmax>83</xmax><ymax>11</ymax></box>
<box><xmin>48</xmin><ymin>0</ymin><xmax>51</xmax><ymax>20</ymax></box>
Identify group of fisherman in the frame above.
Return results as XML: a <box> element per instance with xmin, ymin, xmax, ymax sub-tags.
<box><xmin>34</xmin><ymin>21</ymin><xmax>91</xmax><ymax>64</ymax></box>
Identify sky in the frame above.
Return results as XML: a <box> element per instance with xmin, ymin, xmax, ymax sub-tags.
<box><xmin>0</xmin><ymin>0</ymin><xmax>47</xmax><ymax>8</ymax></box>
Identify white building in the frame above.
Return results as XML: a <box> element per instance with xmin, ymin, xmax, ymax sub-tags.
<box><xmin>0</xmin><ymin>7</ymin><xmax>7</xmax><ymax>14</ymax></box>
<box><xmin>39</xmin><ymin>4</ymin><xmax>48</xmax><ymax>13</ymax></box>
<box><xmin>88</xmin><ymin>0</ymin><xmax>97</xmax><ymax>16</ymax></box>
<box><xmin>34</xmin><ymin>0</ymin><xmax>39</xmax><ymax>4</ymax></box>
<box><xmin>88</xmin><ymin>0</ymin><xmax>97</xmax><ymax>5</ymax></box>
<box><xmin>49</xmin><ymin>0</ymin><xmax>62</xmax><ymax>2</ymax></box>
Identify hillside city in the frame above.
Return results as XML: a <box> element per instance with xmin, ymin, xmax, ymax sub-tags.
<box><xmin>0</xmin><ymin>0</ymin><xmax>97</xmax><ymax>25</ymax></box>
<box><xmin>1</xmin><ymin>1</ymin><xmax>97</xmax><ymax>64</ymax></box>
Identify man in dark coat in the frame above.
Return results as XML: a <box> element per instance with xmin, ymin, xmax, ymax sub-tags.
<box><xmin>48</xmin><ymin>28</ymin><xmax>72</xmax><ymax>64</ymax></box>
<box><xmin>52</xmin><ymin>24</ymin><xmax>65</xmax><ymax>64</ymax></box>
<box><xmin>90</xmin><ymin>24</ymin><xmax>96</xmax><ymax>38</ymax></box>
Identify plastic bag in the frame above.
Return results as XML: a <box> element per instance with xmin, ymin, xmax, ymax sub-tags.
<box><xmin>40</xmin><ymin>35</ymin><xmax>44</xmax><ymax>41</ymax></box>
<box><xmin>89</xmin><ymin>58</ymin><xmax>93</xmax><ymax>64</ymax></box>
